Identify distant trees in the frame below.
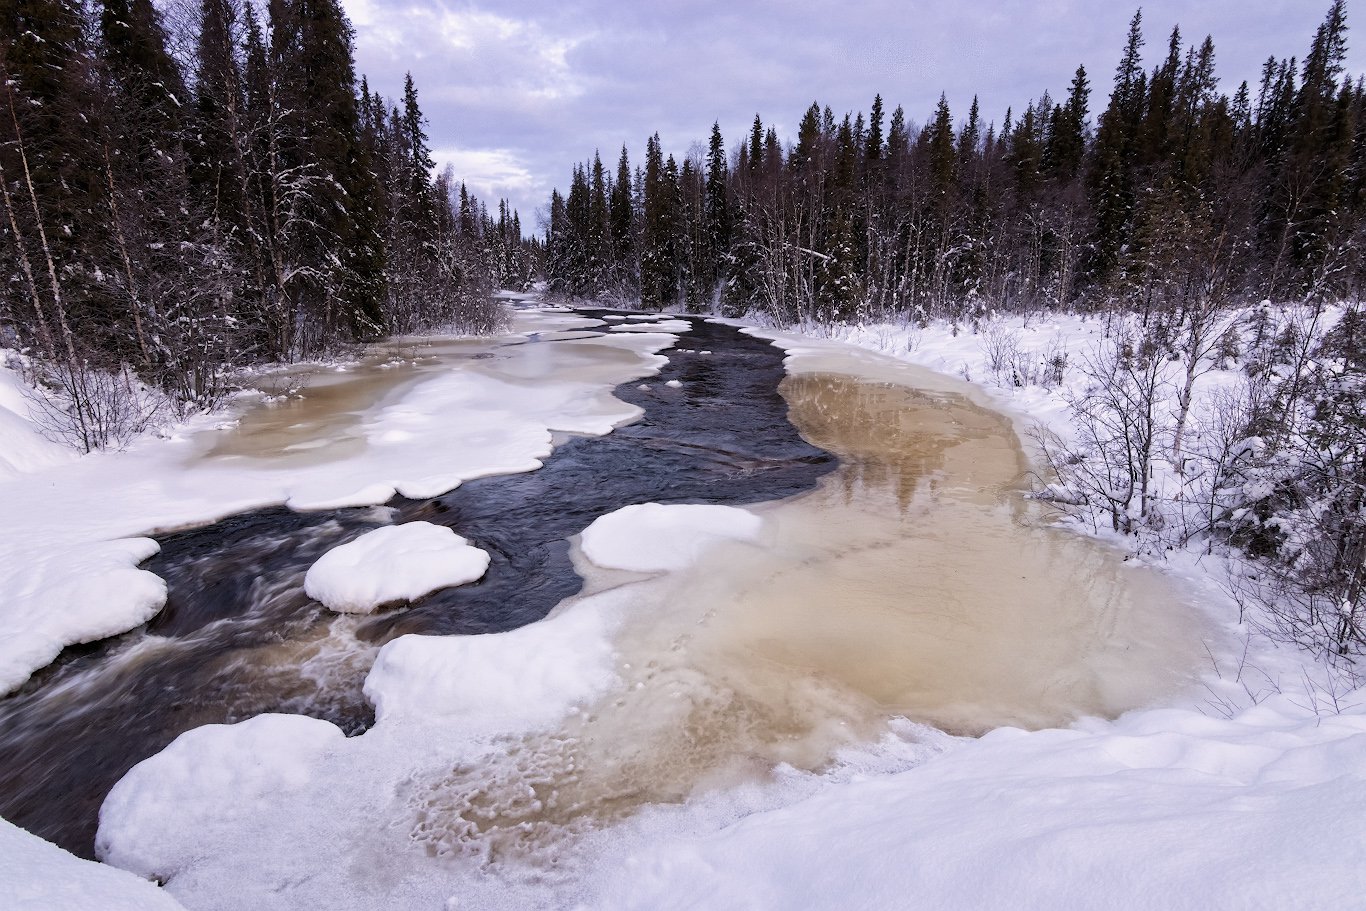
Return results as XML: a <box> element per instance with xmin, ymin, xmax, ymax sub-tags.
<box><xmin>0</xmin><ymin>0</ymin><xmax>537</xmax><ymax>447</ymax></box>
<box><xmin>544</xmin><ymin>3</ymin><xmax>1366</xmax><ymax>322</ymax></box>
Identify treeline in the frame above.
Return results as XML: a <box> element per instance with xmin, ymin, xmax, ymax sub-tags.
<box><xmin>0</xmin><ymin>0</ymin><xmax>538</xmax><ymax>449</ymax></box>
<box><xmin>545</xmin><ymin>4</ymin><xmax>1362</xmax><ymax>323</ymax></box>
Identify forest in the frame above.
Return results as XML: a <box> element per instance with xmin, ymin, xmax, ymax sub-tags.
<box><xmin>544</xmin><ymin>4</ymin><xmax>1366</xmax><ymax>661</ymax></box>
<box><xmin>0</xmin><ymin>0</ymin><xmax>538</xmax><ymax>450</ymax></box>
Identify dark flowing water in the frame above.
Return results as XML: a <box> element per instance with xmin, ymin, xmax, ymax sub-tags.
<box><xmin>0</xmin><ymin>312</ymin><xmax>835</xmax><ymax>858</ymax></box>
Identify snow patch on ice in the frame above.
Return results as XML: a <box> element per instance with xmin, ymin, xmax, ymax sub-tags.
<box><xmin>0</xmin><ymin>537</ymin><xmax>167</xmax><ymax>695</ymax></box>
<box><xmin>580</xmin><ymin>503</ymin><xmax>763</xmax><ymax>573</ymax></box>
<box><xmin>303</xmin><ymin>522</ymin><xmax>489</xmax><ymax>614</ymax></box>
<box><xmin>363</xmin><ymin>597</ymin><xmax>619</xmax><ymax>730</ymax></box>
<box><xmin>611</xmin><ymin>320</ymin><xmax>692</xmax><ymax>333</ymax></box>
<box><xmin>97</xmin><ymin>714</ymin><xmax>345</xmax><ymax>878</ymax></box>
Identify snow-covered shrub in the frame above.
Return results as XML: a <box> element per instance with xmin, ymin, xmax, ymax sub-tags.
<box><xmin>980</xmin><ymin>321</ymin><xmax>1069</xmax><ymax>389</ymax></box>
<box><xmin>1033</xmin><ymin>334</ymin><xmax>1172</xmax><ymax>537</ymax></box>
<box><xmin>980</xmin><ymin>322</ymin><xmax>1024</xmax><ymax>386</ymax></box>
<box><xmin>26</xmin><ymin>362</ymin><xmax>168</xmax><ymax>453</ymax></box>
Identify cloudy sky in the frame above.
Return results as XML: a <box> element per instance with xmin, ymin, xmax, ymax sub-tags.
<box><xmin>340</xmin><ymin>0</ymin><xmax>1360</xmax><ymax>233</ymax></box>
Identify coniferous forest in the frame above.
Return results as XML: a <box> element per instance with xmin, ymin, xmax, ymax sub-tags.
<box><xmin>0</xmin><ymin>0</ymin><xmax>538</xmax><ymax>450</ymax></box>
<box><xmin>546</xmin><ymin>6</ymin><xmax>1360</xmax><ymax>323</ymax></box>
<box><xmin>544</xmin><ymin>4</ymin><xmax>1366</xmax><ymax>659</ymax></box>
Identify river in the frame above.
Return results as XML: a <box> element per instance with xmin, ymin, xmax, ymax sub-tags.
<box><xmin>0</xmin><ymin>307</ymin><xmax>1204</xmax><ymax>874</ymax></box>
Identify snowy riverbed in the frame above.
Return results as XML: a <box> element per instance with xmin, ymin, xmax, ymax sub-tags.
<box><xmin>2</xmin><ymin>303</ymin><xmax>1364</xmax><ymax>910</ymax></box>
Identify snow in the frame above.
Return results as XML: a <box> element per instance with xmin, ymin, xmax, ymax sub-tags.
<box><xmin>97</xmin><ymin>715</ymin><xmax>346</xmax><ymax>877</ymax></box>
<box><xmin>303</xmin><ymin>522</ymin><xmax>489</xmax><ymax>614</ymax></box>
<box><xmin>1</xmin><ymin>816</ymin><xmax>184</xmax><ymax>911</ymax></box>
<box><xmin>362</xmin><ymin>588</ymin><xmax>622</xmax><ymax>729</ymax></box>
<box><xmin>580</xmin><ymin>503</ymin><xmax>763</xmax><ymax>573</ymax></box>
<box><xmin>0</xmin><ymin>314</ymin><xmax>676</xmax><ymax>696</ymax></box>
<box><xmin>0</xmin><ymin>538</ymin><xmax>168</xmax><ymax>694</ymax></box>
<box><xmin>610</xmin><ymin>318</ymin><xmax>693</xmax><ymax>333</ymax></box>
<box><xmin>0</xmin><ymin>359</ymin><xmax>75</xmax><ymax>479</ymax></box>
<box><xmin>601</xmin><ymin>693</ymin><xmax>1366</xmax><ymax>910</ymax></box>
<box><xmin>14</xmin><ymin>301</ymin><xmax>1366</xmax><ymax>910</ymax></box>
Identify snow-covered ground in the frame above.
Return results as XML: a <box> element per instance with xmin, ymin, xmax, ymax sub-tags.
<box><xmin>3</xmin><ymin>302</ymin><xmax>1365</xmax><ymax>909</ymax></box>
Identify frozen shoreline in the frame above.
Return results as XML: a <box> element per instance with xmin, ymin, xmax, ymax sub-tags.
<box><xmin>3</xmin><ymin>301</ymin><xmax>1364</xmax><ymax>909</ymax></box>
<box><xmin>0</xmin><ymin>309</ymin><xmax>674</xmax><ymax>697</ymax></box>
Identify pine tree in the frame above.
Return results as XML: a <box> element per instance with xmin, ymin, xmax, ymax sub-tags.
<box><xmin>97</xmin><ymin>0</ymin><xmax>193</xmax><ymax>371</ymax></box>
<box><xmin>588</xmin><ymin>150</ymin><xmax>609</xmax><ymax>291</ymax></box>
<box><xmin>265</xmin><ymin>0</ymin><xmax>384</xmax><ymax>349</ymax></box>
<box><xmin>640</xmin><ymin>134</ymin><xmax>678</xmax><ymax>309</ymax></box>
<box><xmin>1046</xmin><ymin>65</ymin><xmax>1090</xmax><ymax>182</ymax></box>
<box><xmin>0</xmin><ymin>0</ymin><xmax>102</xmax><ymax>364</ymax></box>
<box><xmin>866</xmin><ymin>94</ymin><xmax>885</xmax><ymax>163</ymax></box>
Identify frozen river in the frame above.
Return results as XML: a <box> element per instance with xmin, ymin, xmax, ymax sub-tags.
<box><xmin>0</xmin><ymin>307</ymin><xmax>1204</xmax><ymax>897</ymax></box>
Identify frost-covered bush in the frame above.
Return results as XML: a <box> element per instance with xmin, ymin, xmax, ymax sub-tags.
<box><xmin>1033</xmin><ymin>334</ymin><xmax>1170</xmax><ymax>536</ymax></box>
<box><xmin>979</xmin><ymin>322</ymin><xmax>1068</xmax><ymax>388</ymax></box>
<box><xmin>1030</xmin><ymin>299</ymin><xmax>1366</xmax><ymax>660</ymax></box>
<box><xmin>26</xmin><ymin>362</ymin><xmax>168</xmax><ymax>453</ymax></box>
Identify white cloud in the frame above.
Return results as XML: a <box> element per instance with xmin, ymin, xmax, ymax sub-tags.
<box><xmin>431</xmin><ymin>146</ymin><xmax>544</xmax><ymax>215</ymax></box>
<box><xmin>343</xmin><ymin>1</ymin><xmax>587</xmax><ymax>103</ymax></box>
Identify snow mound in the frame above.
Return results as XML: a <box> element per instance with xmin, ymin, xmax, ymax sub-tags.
<box><xmin>580</xmin><ymin>503</ymin><xmax>763</xmax><ymax>572</ymax></box>
<box><xmin>0</xmin><ymin>361</ymin><xmax>76</xmax><ymax>480</ymax></box>
<box><xmin>0</xmin><ymin>817</ymin><xmax>185</xmax><ymax>911</ymax></box>
<box><xmin>363</xmin><ymin>593</ymin><xmax>620</xmax><ymax>729</ymax></box>
<box><xmin>303</xmin><ymin>522</ymin><xmax>489</xmax><ymax>614</ymax></box>
<box><xmin>610</xmin><ymin>319</ymin><xmax>692</xmax><ymax>333</ymax></box>
<box><xmin>97</xmin><ymin>714</ymin><xmax>344</xmax><ymax>880</ymax></box>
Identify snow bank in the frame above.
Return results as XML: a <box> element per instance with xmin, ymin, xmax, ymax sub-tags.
<box><xmin>303</xmin><ymin>522</ymin><xmax>489</xmax><ymax>614</ymax></box>
<box><xmin>602</xmin><ymin>692</ymin><xmax>1366</xmax><ymax>910</ymax></box>
<box><xmin>0</xmin><ymin>317</ymin><xmax>676</xmax><ymax>695</ymax></box>
<box><xmin>0</xmin><ymin>817</ymin><xmax>185</xmax><ymax>911</ymax></box>
<box><xmin>580</xmin><ymin>503</ymin><xmax>763</xmax><ymax>572</ymax></box>
<box><xmin>0</xmin><ymin>538</ymin><xmax>167</xmax><ymax>694</ymax></box>
<box><xmin>97</xmin><ymin>714</ymin><xmax>345</xmax><ymax>877</ymax></box>
<box><xmin>0</xmin><ymin>359</ymin><xmax>76</xmax><ymax>480</ymax></box>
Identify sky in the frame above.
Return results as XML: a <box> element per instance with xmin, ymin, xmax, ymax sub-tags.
<box><xmin>338</xmin><ymin>0</ymin><xmax>1361</xmax><ymax>235</ymax></box>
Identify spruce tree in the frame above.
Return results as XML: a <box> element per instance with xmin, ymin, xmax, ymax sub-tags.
<box><xmin>610</xmin><ymin>145</ymin><xmax>635</xmax><ymax>291</ymax></box>
<box><xmin>704</xmin><ymin>123</ymin><xmax>731</xmax><ymax>303</ymax></box>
